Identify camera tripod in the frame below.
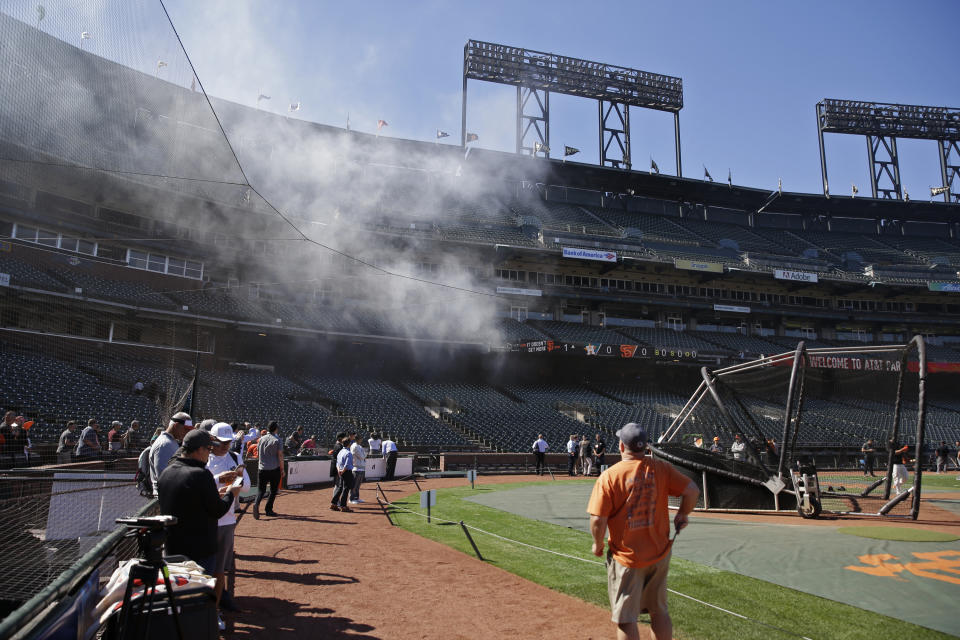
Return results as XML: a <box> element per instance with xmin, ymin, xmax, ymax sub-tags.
<box><xmin>114</xmin><ymin>518</ymin><xmax>185</xmax><ymax>640</ymax></box>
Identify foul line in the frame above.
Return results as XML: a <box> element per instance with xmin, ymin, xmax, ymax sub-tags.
<box><xmin>380</xmin><ymin>489</ymin><xmax>813</xmax><ymax>640</ymax></box>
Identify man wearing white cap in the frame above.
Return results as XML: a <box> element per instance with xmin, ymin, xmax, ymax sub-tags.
<box><xmin>588</xmin><ymin>423</ymin><xmax>699</xmax><ymax>640</ymax></box>
<box><xmin>149</xmin><ymin>411</ymin><xmax>193</xmax><ymax>496</ymax></box>
<box><xmin>206</xmin><ymin>422</ymin><xmax>250</xmax><ymax>623</ymax></box>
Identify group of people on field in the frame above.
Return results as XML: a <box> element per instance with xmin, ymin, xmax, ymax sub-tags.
<box><xmin>558</xmin><ymin>433</ymin><xmax>608</xmax><ymax>476</ymax></box>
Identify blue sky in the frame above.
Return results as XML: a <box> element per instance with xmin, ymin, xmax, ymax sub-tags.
<box><xmin>13</xmin><ymin>0</ymin><xmax>960</xmax><ymax>199</ymax></box>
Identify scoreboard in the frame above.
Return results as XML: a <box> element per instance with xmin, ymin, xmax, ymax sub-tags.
<box><xmin>510</xmin><ymin>340</ymin><xmax>706</xmax><ymax>362</ymax></box>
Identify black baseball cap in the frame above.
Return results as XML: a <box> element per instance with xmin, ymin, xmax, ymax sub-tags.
<box><xmin>181</xmin><ymin>429</ymin><xmax>213</xmax><ymax>452</ymax></box>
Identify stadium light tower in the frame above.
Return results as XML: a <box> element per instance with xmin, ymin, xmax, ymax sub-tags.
<box><xmin>462</xmin><ymin>40</ymin><xmax>684</xmax><ymax>174</ymax></box>
<box><xmin>816</xmin><ymin>99</ymin><xmax>960</xmax><ymax>203</ymax></box>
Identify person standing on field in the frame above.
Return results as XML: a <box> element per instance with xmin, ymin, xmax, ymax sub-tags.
<box><xmin>349</xmin><ymin>436</ymin><xmax>367</xmax><ymax>504</ymax></box>
<box><xmin>594</xmin><ymin>433</ymin><xmax>607</xmax><ymax>470</ymax></box>
<box><xmin>861</xmin><ymin>439</ymin><xmax>877</xmax><ymax>477</ymax></box>
<box><xmin>588</xmin><ymin>423</ymin><xmax>699</xmax><ymax>640</ymax></box>
<box><xmin>567</xmin><ymin>434</ymin><xmax>579</xmax><ymax>476</ymax></box>
<box><xmin>579</xmin><ymin>433</ymin><xmax>594</xmax><ymax>476</ymax></box>
<box><xmin>532</xmin><ymin>434</ymin><xmax>549</xmax><ymax>475</ymax></box>
<box><xmin>253</xmin><ymin>421</ymin><xmax>283</xmax><ymax>519</ymax></box>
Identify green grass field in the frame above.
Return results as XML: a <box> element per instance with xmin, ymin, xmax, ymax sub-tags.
<box><xmin>921</xmin><ymin>474</ymin><xmax>960</xmax><ymax>492</ymax></box>
<box><xmin>389</xmin><ymin>482</ymin><xmax>955</xmax><ymax>640</ymax></box>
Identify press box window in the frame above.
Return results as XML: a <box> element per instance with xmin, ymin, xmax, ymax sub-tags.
<box><xmin>147</xmin><ymin>253</ymin><xmax>166</xmax><ymax>272</ymax></box>
<box><xmin>127</xmin><ymin>250</ymin><xmax>148</xmax><ymax>269</ymax></box>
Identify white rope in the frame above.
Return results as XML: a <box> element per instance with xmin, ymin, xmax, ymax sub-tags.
<box><xmin>380</xmin><ymin>488</ymin><xmax>813</xmax><ymax>640</ymax></box>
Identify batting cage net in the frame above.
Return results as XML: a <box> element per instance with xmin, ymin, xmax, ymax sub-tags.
<box><xmin>656</xmin><ymin>338</ymin><xmax>927</xmax><ymax>519</ymax></box>
<box><xmin>0</xmin><ymin>471</ymin><xmax>156</xmax><ymax>622</ymax></box>
<box><xmin>0</xmin><ymin>0</ymin><xmax>272</xmax><ymax>466</ymax></box>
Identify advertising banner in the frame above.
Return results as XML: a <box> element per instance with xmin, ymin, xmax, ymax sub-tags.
<box><xmin>562</xmin><ymin>247</ymin><xmax>617</xmax><ymax>262</ymax></box>
<box><xmin>0</xmin><ymin>272</ymin><xmax>9</xmax><ymax>287</ymax></box>
<box><xmin>928</xmin><ymin>282</ymin><xmax>960</xmax><ymax>292</ymax></box>
<box><xmin>495</xmin><ymin>286</ymin><xmax>542</xmax><ymax>297</ymax></box>
<box><xmin>674</xmin><ymin>258</ymin><xmax>723</xmax><ymax>273</ymax></box>
<box><xmin>774</xmin><ymin>269</ymin><xmax>818</xmax><ymax>283</ymax></box>
<box><xmin>713</xmin><ymin>304</ymin><xmax>750</xmax><ymax>314</ymax></box>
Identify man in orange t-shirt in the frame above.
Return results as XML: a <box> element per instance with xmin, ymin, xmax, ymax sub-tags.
<box><xmin>587</xmin><ymin>423</ymin><xmax>699</xmax><ymax>640</ymax></box>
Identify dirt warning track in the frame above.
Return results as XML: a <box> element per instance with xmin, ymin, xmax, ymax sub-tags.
<box><xmin>228</xmin><ymin>476</ymin><xmax>612</xmax><ymax>640</ymax></box>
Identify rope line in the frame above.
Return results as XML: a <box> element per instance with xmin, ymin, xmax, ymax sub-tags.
<box><xmin>381</xmin><ymin>490</ymin><xmax>813</xmax><ymax>640</ymax></box>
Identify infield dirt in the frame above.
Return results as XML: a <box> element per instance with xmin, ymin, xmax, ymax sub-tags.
<box><xmin>229</xmin><ymin>475</ymin><xmax>613</xmax><ymax>639</ymax></box>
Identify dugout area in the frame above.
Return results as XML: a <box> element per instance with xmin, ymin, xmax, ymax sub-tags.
<box><xmin>464</xmin><ymin>480</ymin><xmax>960</xmax><ymax>637</ymax></box>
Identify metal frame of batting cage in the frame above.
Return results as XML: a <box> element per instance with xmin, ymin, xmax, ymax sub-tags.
<box><xmin>656</xmin><ymin>336</ymin><xmax>927</xmax><ymax>520</ymax></box>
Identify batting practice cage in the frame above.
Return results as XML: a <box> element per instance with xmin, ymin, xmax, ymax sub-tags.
<box><xmin>653</xmin><ymin>336</ymin><xmax>927</xmax><ymax>520</ymax></box>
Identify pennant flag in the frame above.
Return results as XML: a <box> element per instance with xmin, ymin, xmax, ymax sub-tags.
<box><xmin>727</xmin><ymin>169</ymin><xmax>732</xmax><ymax>186</ymax></box>
<box><xmin>346</xmin><ymin>113</ymin><xmax>351</xmax><ymax>131</ymax></box>
<box><xmin>465</xmin><ymin>132</ymin><xmax>479</xmax><ymax>143</ymax></box>
<box><xmin>377</xmin><ymin>119</ymin><xmax>388</xmax><ymax>130</ymax></box>
<box><xmin>36</xmin><ymin>5</ymin><xmax>45</xmax><ymax>22</ymax></box>
<box><xmin>289</xmin><ymin>102</ymin><xmax>301</xmax><ymax>112</ymax></box>
<box><xmin>778</xmin><ymin>177</ymin><xmax>782</xmax><ymax>194</ymax></box>
<box><xmin>703</xmin><ymin>166</ymin><xmax>713</xmax><ymax>182</ymax></box>
<box><xmin>156</xmin><ymin>60</ymin><xmax>168</xmax><ymax>69</ymax></box>
<box><xmin>852</xmin><ymin>183</ymin><xmax>859</xmax><ymax>196</ymax></box>
<box><xmin>650</xmin><ymin>158</ymin><xmax>659</xmax><ymax>174</ymax></box>
<box><xmin>257</xmin><ymin>93</ymin><xmax>271</xmax><ymax>101</ymax></box>
<box><xmin>190</xmin><ymin>77</ymin><xmax>196</xmax><ymax>92</ymax></box>
<box><xmin>932</xmin><ymin>186</ymin><xmax>950</xmax><ymax>196</ymax></box>
<box><xmin>80</xmin><ymin>31</ymin><xmax>91</xmax><ymax>39</ymax></box>
<box><xmin>533</xmin><ymin>141</ymin><xmax>550</xmax><ymax>154</ymax></box>
<box><xmin>564</xmin><ymin>145</ymin><xmax>579</xmax><ymax>157</ymax></box>
<box><xmin>437</xmin><ymin>130</ymin><xmax>450</xmax><ymax>139</ymax></box>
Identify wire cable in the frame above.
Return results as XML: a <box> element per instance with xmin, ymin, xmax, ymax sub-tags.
<box><xmin>156</xmin><ymin>0</ymin><xmax>505</xmax><ymax>302</ymax></box>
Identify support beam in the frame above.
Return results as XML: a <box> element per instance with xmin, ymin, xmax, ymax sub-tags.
<box><xmin>939</xmin><ymin>139</ymin><xmax>960</xmax><ymax>203</ymax></box>
<box><xmin>816</xmin><ymin>103</ymin><xmax>829</xmax><ymax>196</ymax></box>
<box><xmin>867</xmin><ymin>135</ymin><xmax>902</xmax><ymax>200</ymax></box>
<box><xmin>460</xmin><ymin>62</ymin><xmax>468</xmax><ymax>148</ymax></box>
<box><xmin>517</xmin><ymin>86</ymin><xmax>549</xmax><ymax>156</ymax></box>
<box><xmin>599</xmin><ymin>100</ymin><xmax>630</xmax><ymax>169</ymax></box>
<box><xmin>674</xmin><ymin>112</ymin><xmax>682</xmax><ymax>178</ymax></box>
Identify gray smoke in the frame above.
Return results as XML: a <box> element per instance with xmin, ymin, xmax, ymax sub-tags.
<box><xmin>0</xmin><ymin>2</ymin><xmax>540</xmax><ymax>349</ymax></box>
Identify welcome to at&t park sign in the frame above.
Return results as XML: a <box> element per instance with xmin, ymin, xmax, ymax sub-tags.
<box><xmin>562</xmin><ymin>247</ymin><xmax>617</xmax><ymax>262</ymax></box>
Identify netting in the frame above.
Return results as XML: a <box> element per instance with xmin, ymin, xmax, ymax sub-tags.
<box><xmin>0</xmin><ymin>471</ymin><xmax>156</xmax><ymax>617</ymax></box>
<box><xmin>0</xmin><ymin>283</ymin><xmax>204</xmax><ymax>466</ymax></box>
<box><xmin>658</xmin><ymin>340</ymin><xmax>926</xmax><ymax>517</ymax></box>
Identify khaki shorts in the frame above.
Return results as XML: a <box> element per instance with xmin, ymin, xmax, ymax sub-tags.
<box><xmin>606</xmin><ymin>550</ymin><xmax>671</xmax><ymax>623</ymax></box>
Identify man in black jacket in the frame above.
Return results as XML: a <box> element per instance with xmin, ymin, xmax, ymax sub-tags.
<box><xmin>158</xmin><ymin>429</ymin><xmax>241</xmax><ymax>574</ymax></box>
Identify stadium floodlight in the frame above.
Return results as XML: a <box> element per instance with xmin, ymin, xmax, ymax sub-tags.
<box><xmin>462</xmin><ymin>40</ymin><xmax>683</xmax><ymax>173</ymax></box>
<box><xmin>817</xmin><ymin>99</ymin><xmax>960</xmax><ymax>200</ymax></box>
